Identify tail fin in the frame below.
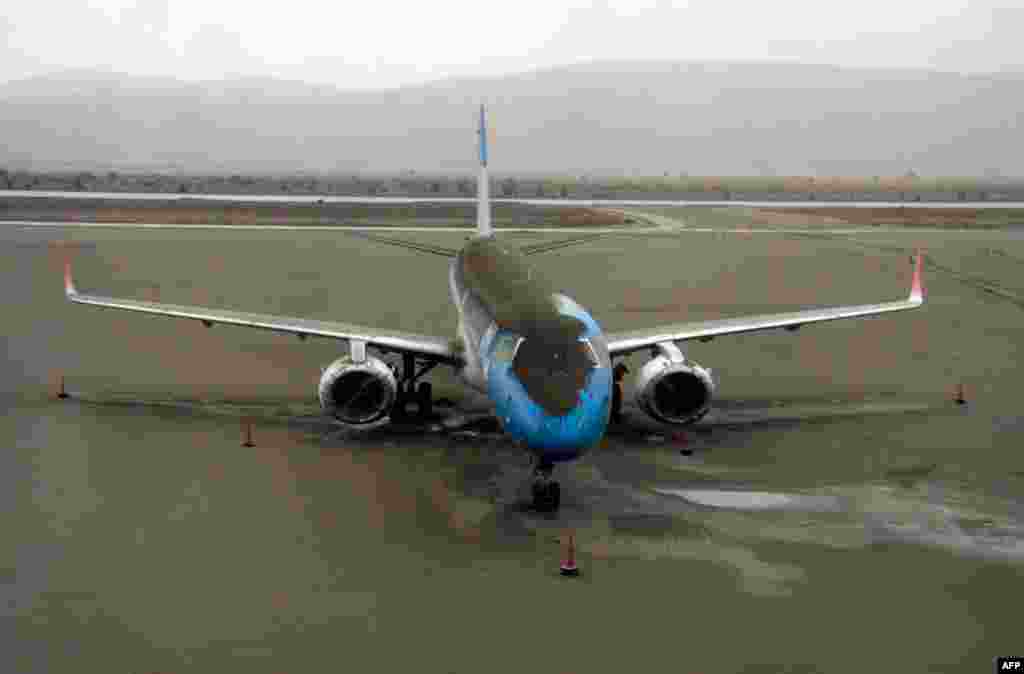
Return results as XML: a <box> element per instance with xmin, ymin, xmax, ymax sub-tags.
<box><xmin>476</xmin><ymin>104</ymin><xmax>492</xmax><ymax>237</ymax></box>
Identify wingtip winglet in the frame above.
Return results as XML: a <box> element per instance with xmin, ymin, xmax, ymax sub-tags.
<box><xmin>909</xmin><ymin>251</ymin><xmax>924</xmax><ymax>304</ymax></box>
<box><xmin>64</xmin><ymin>259</ymin><xmax>77</xmax><ymax>296</ymax></box>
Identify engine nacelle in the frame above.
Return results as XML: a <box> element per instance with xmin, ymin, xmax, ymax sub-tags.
<box><xmin>635</xmin><ymin>349</ymin><xmax>715</xmax><ymax>425</ymax></box>
<box><xmin>318</xmin><ymin>355</ymin><xmax>398</xmax><ymax>425</ymax></box>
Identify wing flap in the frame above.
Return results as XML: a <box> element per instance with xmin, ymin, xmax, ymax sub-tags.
<box><xmin>606</xmin><ymin>253</ymin><xmax>925</xmax><ymax>356</ymax></box>
<box><xmin>65</xmin><ymin>262</ymin><xmax>459</xmax><ymax>363</ymax></box>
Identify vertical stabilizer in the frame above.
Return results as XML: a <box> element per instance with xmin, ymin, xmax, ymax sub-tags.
<box><xmin>476</xmin><ymin>104</ymin><xmax>492</xmax><ymax>237</ymax></box>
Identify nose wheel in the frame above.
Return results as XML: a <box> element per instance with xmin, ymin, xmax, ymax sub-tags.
<box><xmin>531</xmin><ymin>460</ymin><xmax>561</xmax><ymax>512</ymax></box>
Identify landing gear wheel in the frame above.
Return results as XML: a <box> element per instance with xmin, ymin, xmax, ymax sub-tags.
<box><xmin>416</xmin><ymin>382</ymin><xmax>433</xmax><ymax>420</ymax></box>
<box><xmin>549</xmin><ymin>482</ymin><xmax>561</xmax><ymax>511</ymax></box>
<box><xmin>390</xmin><ymin>386</ymin><xmax>408</xmax><ymax>421</ymax></box>
<box><xmin>531</xmin><ymin>480</ymin><xmax>561</xmax><ymax>512</ymax></box>
<box><xmin>530</xmin><ymin>459</ymin><xmax>560</xmax><ymax>512</ymax></box>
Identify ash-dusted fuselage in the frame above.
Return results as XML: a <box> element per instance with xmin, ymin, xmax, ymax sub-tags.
<box><xmin>450</xmin><ymin>236</ymin><xmax>612</xmax><ymax>463</ymax></box>
<box><xmin>62</xmin><ymin>103</ymin><xmax>927</xmax><ymax>515</ymax></box>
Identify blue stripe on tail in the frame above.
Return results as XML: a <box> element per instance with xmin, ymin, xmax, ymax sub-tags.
<box><xmin>479</xmin><ymin>104</ymin><xmax>488</xmax><ymax>167</ymax></box>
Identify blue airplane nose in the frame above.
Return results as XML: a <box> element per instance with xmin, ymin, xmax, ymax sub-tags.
<box><xmin>493</xmin><ymin>366</ymin><xmax>611</xmax><ymax>460</ymax></box>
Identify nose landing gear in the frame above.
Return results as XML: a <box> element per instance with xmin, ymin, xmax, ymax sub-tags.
<box><xmin>531</xmin><ymin>460</ymin><xmax>561</xmax><ymax>512</ymax></box>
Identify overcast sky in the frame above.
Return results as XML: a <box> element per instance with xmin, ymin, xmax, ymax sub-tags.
<box><xmin>3</xmin><ymin>0</ymin><xmax>1022</xmax><ymax>88</ymax></box>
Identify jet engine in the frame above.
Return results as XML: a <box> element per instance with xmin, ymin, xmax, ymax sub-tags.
<box><xmin>634</xmin><ymin>347</ymin><xmax>715</xmax><ymax>425</ymax></box>
<box><xmin>318</xmin><ymin>355</ymin><xmax>398</xmax><ymax>425</ymax></box>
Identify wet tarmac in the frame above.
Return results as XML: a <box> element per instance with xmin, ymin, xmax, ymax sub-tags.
<box><xmin>3</xmin><ymin>223</ymin><xmax>1023</xmax><ymax>673</ymax></box>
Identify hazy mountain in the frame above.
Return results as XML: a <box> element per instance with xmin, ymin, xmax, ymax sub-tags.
<box><xmin>1</xmin><ymin>61</ymin><xmax>1021</xmax><ymax>176</ymax></box>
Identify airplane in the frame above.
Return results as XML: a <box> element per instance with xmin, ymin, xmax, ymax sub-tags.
<box><xmin>64</xmin><ymin>105</ymin><xmax>925</xmax><ymax>512</ymax></box>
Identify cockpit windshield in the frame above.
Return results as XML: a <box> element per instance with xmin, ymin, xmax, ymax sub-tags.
<box><xmin>512</xmin><ymin>334</ymin><xmax>596</xmax><ymax>415</ymax></box>
<box><xmin>517</xmin><ymin>338</ymin><xmax>597</xmax><ymax>374</ymax></box>
<box><xmin>493</xmin><ymin>332</ymin><xmax>523</xmax><ymax>362</ymax></box>
<box><xmin>580</xmin><ymin>338</ymin><xmax>600</xmax><ymax>367</ymax></box>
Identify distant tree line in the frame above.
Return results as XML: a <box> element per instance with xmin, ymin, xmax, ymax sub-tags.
<box><xmin>1</xmin><ymin>168</ymin><xmax>1022</xmax><ymax>201</ymax></box>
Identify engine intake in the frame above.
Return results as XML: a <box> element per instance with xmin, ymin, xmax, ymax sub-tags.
<box><xmin>318</xmin><ymin>355</ymin><xmax>397</xmax><ymax>425</ymax></box>
<box><xmin>635</xmin><ymin>348</ymin><xmax>715</xmax><ymax>425</ymax></box>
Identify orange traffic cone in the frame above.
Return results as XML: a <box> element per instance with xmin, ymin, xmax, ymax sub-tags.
<box><xmin>241</xmin><ymin>418</ymin><xmax>255</xmax><ymax>447</ymax></box>
<box><xmin>560</xmin><ymin>532</ymin><xmax>580</xmax><ymax>577</ymax></box>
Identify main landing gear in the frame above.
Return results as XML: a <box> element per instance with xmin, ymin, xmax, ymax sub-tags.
<box><xmin>390</xmin><ymin>353</ymin><xmax>438</xmax><ymax>422</ymax></box>
<box><xmin>531</xmin><ymin>460</ymin><xmax>561</xmax><ymax>512</ymax></box>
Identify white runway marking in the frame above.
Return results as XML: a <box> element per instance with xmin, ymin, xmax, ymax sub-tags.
<box><xmin>1</xmin><ymin>220</ymin><xmax>986</xmax><ymax>235</ymax></box>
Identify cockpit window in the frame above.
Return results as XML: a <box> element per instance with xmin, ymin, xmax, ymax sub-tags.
<box><xmin>512</xmin><ymin>334</ymin><xmax>595</xmax><ymax>415</ymax></box>
<box><xmin>519</xmin><ymin>339</ymin><xmax>594</xmax><ymax>375</ymax></box>
<box><xmin>493</xmin><ymin>333</ymin><xmax>523</xmax><ymax>362</ymax></box>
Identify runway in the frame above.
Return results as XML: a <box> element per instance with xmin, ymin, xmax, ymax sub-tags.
<box><xmin>3</xmin><ymin>189</ymin><xmax>1023</xmax><ymax>209</ymax></box>
<box><xmin>1</xmin><ymin>219</ymin><xmax>997</xmax><ymax>235</ymax></box>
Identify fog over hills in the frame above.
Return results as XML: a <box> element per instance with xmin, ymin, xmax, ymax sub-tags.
<box><xmin>1</xmin><ymin>61</ymin><xmax>1021</xmax><ymax>177</ymax></box>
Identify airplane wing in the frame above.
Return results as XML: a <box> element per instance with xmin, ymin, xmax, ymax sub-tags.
<box><xmin>605</xmin><ymin>253</ymin><xmax>925</xmax><ymax>357</ymax></box>
<box><xmin>64</xmin><ymin>262</ymin><xmax>461</xmax><ymax>364</ymax></box>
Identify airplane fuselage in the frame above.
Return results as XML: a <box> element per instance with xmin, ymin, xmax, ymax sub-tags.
<box><xmin>450</xmin><ymin>235</ymin><xmax>612</xmax><ymax>463</ymax></box>
<box><xmin>61</xmin><ymin>102</ymin><xmax>927</xmax><ymax>515</ymax></box>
